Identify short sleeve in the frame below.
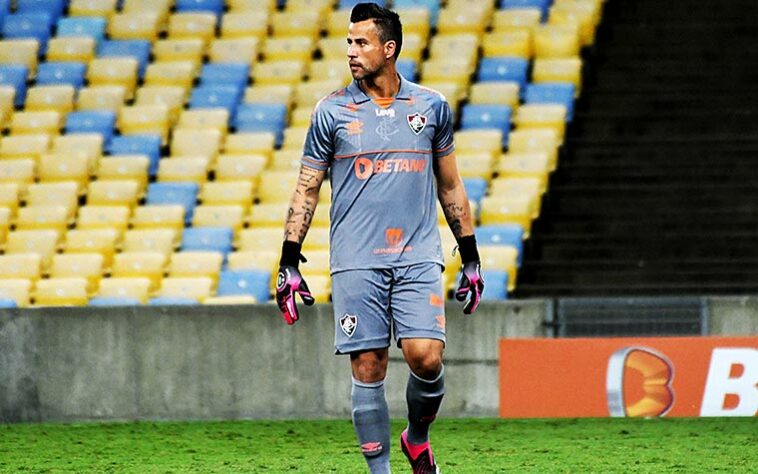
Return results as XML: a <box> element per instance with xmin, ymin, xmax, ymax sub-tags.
<box><xmin>432</xmin><ymin>98</ymin><xmax>455</xmax><ymax>159</ymax></box>
<box><xmin>301</xmin><ymin>100</ymin><xmax>334</xmax><ymax>170</ymax></box>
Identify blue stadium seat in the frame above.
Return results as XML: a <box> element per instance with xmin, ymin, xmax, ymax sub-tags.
<box><xmin>88</xmin><ymin>296</ymin><xmax>142</xmax><ymax>306</ymax></box>
<box><xmin>35</xmin><ymin>62</ymin><xmax>87</xmax><ymax>89</ymax></box>
<box><xmin>463</xmin><ymin>178</ymin><xmax>488</xmax><ymax>205</ymax></box>
<box><xmin>56</xmin><ymin>16</ymin><xmax>107</xmax><ymax>44</ymax></box>
<box><xmin>108</xmin><ymin>134</ymin><xmax>162</xmax><ymax>177</ymax></box>
<box><xmin>396</xmin><ymin>59</ymin><xmax>417</xmax><ymax>81</ymax></box>
<box><xmin>181</xmin><ymin>227</ymin><xmax>234</xmax><ymax>254</ymax></box>
<box><xmin>0</xmin><ymin>0</ymin><xmax>10</xmax><ymax>28</ymax></box>
<box><xmin>460</xmin><ymin>104</ymin><xmax>512</xmax><ymax>147</ymax></box>
<box><xmin>0</xmin><ymin>298</ymin><xmax>17</xmax><ymax>308</ymax></box>
<box><xmin>233</xmin><ymin>103</ymin><xmax>288</xmax><ymax>146</ymax></box>
<box><xmin>175</xmin><ymin>0</ymin><xmax>224</xmax><ymax>15</ymax></box>
<box><xmin>199</xmin><ymin>63</ymin><xmax>250</xmax><ymax>89</ymax></box>
<box><xmin>475</xmin><ymin>224</ymin><xmax>525</xmax><ymax>265</ymax></box>
<box><xmin>477</xmin><ymin>57</ymin><xmax>529</xmax><ymax>89</ymax></box>
<box><xmin>217</xmin><ymin>269</ymin><xmax>271</xmax><ymax>302</ymax></box>
<box><xmin>525</xmin><ymin>82</ymin><xmax>576</xmax><ymax>121</ymax></box>
<box><xmin>98</xmin><ymin>40</ymin><xmax>152</xmax><ymax>78</ymax></box>
<box><xmin>148</xmin><ymin>296</ymin><xmax>199</xmax><ymax>305</ymax></box>
<box><xmin>16</xmin><ymin>0</ymin><xmax>66</xmax><ymax>22</ymax></box>
<box><xmin>481</xmin><ymin>270</ymin><xmax>509</xmax><ymax>300</ymax></box>
<box><xmin>0</xmin><ymin>65</ymin><xmax>28</xmax><ymax>107</ymax></box>
<box><xmin>189</xmin><ymin>85</ymin><xmax>244</xmax><ymax>118</ymax></box>
<box><xmin>2</xmin><ymin>13</ymin><xmax>53</xmax><ymax>54</ymax></box>
<box><xmin>340</xmin><ymin>0</ymin><xmax>386</xmax><ymax>9</ymax></box>
<box><xmin>145</xmin><ymin>182</ymin><xmax>199</xmax><ymax>224</ymax></box>
<box><xmin>392</xmin><ymin>0</ymin><xmax>441</xmax><ymax>27</ymax></box>
<box><xmin>65</xmin><ymin>111</ymin><xmax>117</xmax><ymax>144</ymax></box>
<box><xmin>499</xmin><ymin>0</ymin><xmax>551</xmax><ymax>21</ymax></box>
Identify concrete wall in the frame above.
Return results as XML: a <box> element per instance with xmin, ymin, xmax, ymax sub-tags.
<box><xmin>0</xmin><ymin>300</ymin><xmax>547</xmax><ymax>423</ymax></box>
<box><xmin>708</xmin><ymin>296</ymin><xmax>758</xmax><ymax>335</ymax></box>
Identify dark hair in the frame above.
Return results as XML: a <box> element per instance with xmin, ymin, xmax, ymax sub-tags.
<box><xmin>350</xmin><ymin>2</ymin><xmax>403</xmax><ymax>60</ymax></box>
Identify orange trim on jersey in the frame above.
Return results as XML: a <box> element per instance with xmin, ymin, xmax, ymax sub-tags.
<box><xmin>434</xmin><ymin>143</ymin><xmax>454</xmax><ymax>154</ymax></box>
<box><xmin>333</xmin><ymin>149</ymin><xmax>433</xmax><ymax>160</ymax></box>
<box><xmin>372</xmin><ymin>98</ymin><xmax>395</xmax><ymax>109</ymax></box>
<box><xmin>302</xmin><ymin>155</ymin><xmax>325</xmax><ymax>166</ymax></box>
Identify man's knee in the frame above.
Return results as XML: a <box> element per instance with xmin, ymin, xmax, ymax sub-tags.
<box><xmin>403</xmin><ymin>340</ymin><xmax>444</xmax><ymax>379</ymax></box>
<box><xmin>351</xmin><ymin>349</ymin><xmax>389</xmax><ymax>383</ymax></box>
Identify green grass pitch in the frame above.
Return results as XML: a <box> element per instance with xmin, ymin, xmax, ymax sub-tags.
<box><xmin>1</xmin><ymin>418</ymin><xmax>755</xmax><ymax>473</ymax></box>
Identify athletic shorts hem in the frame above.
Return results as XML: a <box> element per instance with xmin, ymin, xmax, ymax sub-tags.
<box><xmin>396</xmin><ymin>330</ymin><xmax>446</xmax><ymax>344</ymax></box>
<box><xmin>335</xmin><ymin>337</ymin><xmax>390</xmax><ymax>355</ymax></box>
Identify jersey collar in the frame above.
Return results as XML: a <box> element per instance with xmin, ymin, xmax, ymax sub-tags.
<box><xmin>347</xmin><ymin>73</ymin><xmax>412</xmax><ymax>104</ymax></box>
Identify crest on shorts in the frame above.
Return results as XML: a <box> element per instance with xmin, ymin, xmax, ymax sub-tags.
<box><xmin>339</xmin><ymin>313</ymin><xmax>357</xmax><ymax>338</ymax></box>
<box><xmin>406</xmin><ymin>112</ymin><xmax>427</xmax><ymax>135</ymax></box>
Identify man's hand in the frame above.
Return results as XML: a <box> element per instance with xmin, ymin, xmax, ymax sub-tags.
<box><xmin>455</xmin><ymin>260</ymin><xmax>484</xmax><ymax>315</ymax></box>
<box><xmin>276</xmin><ymin>265</ymin><xmax>315</xmax><ymax>325</ymax></box>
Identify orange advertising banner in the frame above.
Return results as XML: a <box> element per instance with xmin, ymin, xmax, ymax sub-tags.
<box><xmin>499</xmin><ymin>337</ymin><xmax>758</xmax><ymax>418</ymax></box>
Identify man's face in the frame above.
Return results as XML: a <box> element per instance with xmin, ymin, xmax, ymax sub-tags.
<box><xmin>347</xmin><ymin>19</ymin><xmax>391</xmax><ymax>81</ymax></box>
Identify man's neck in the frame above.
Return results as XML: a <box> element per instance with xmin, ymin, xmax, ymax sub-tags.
<box><xmin>358</xmin><ymin>67</ymin><xmax>400</xmax><ymax>99</ymax></box>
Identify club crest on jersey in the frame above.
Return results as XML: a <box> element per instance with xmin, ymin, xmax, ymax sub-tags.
<box><xmin>339</xmin><ymin>313</ymin><xmax>357</xmax><ymax>338</ymax></box>
<box><xmin>407</xmin><ymin>112</ymin><xmax>427</xmax><ymax>135</ymax></box>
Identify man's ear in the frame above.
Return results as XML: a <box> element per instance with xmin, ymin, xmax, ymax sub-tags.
<box><xmin>384</xmin><ymin>40</ymin><xmax>396</xmax><ymax>60</ymax></box>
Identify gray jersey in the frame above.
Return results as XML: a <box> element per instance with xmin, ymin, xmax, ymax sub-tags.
<box><xmin>302</xmin><ymin>76</ymin><xmax>455</xmax><ymax>274</ymax></box>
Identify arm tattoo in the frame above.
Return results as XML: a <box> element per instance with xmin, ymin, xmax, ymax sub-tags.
<box><xmin>442</xmin><ymin>202</ymin><xmax>466</xmax><ymax>239</ymax></box>
<box><xmin>283</xmin><ymin>166</ymin><xmax>325</xmax><ymax>243</ymax></box>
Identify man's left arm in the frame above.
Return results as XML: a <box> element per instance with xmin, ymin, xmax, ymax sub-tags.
<box><xmin>435</xmin><ymin>152</ymin><xmax>484</xmax><ymax>314</ymax></box>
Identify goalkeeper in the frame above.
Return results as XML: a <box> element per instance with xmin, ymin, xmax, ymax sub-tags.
<box><xmin>276</xmin><ymin>3</ymin><xmax>483</xmax><ymax>473</ymax></box>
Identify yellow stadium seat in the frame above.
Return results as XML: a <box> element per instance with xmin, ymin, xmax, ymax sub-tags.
<box><xmin>312</xmin><ymin>202</ymin><xmax>330</xmax><ymax>227</ymax></box>
<box><xmin>26</xmin><ymin>181</ymin><xmax>79</xmax><ymax>219</ymax></box>
<box><xmin>271</xmin><ymin>11</ymin><xmax>321</xmax><ymax>40</ymax></box>
<box><xmin>64</xmin><ymin>228</ymin><xmax>120</xmax><ymax>268</ymax></box>
<box><xmin>96</xmin><ymin>155</ymin><xmax>150</xmax><ymax>192</ymax></box>
<box><xmin>192</xmin><ymin>204</ymin><xmax>246</xmax><ymax>232</ymax></box>
<box><xmin>300</xmin><ymin>274</ymin><xmax>330</xmax><ymax>303</ymax></box>
<box><xmin>157</xmin><ymin>157</ymin><xmax>210</xmax><ymax>184</ymax></box>
<box><xmin>295</xmin><ymin>79</ymin><xmax>344</xmax><ymax>109</ymax></box>
<box><xmin>76</xmin><ymin>205</ymin><xmax>131</xmax><ymax>233</ymax></box>
<box><xmin>429</xmin><ymin>33</ymin><xmax>479</xmax><ymax>62</ymax></box>
<box><xmin>87</xmin><ymin>179</ymin><xmax>141</xmax><ymax>208</ymax></box>
<box><xmin>50</xmin><ymin>253</ymin><xmax>104</xmax><ymax>295</ymax></box>
<box><xmin>5</xmin><ymin>229</ymin><xmax>61</xmax><ymax>271</ymax></box>
<box><xmin>207</xmin><ymin>38</ymin><xmax>260</xmax><ymax>66</ymax></box>
<box><xmin>324</xmin><ymin>9</ymin><xmax>350</xmax><ymax>37</ymax></box>
<box><xmin>288</xmin><ymin>106</ymin><xmax>313</xmax><ymax>127</ymax></box>
<box><xmin>76</xmin><ymin>86</ymin><xmax>127</xmax><ymax>113</ymax></box>
<box><xmin>281</xmin><ymin>126</ymin><xmax>309</xmax><ymax>150</ymax></box>
<box><xmin>532</xmin><ymin>57</ymin><xmax>583</xmax><ymax>92</ymax></box>
<box><xmin>220</xmin><ymin>11</ymin><xmax>269</xmax><ymax>40</ymax></box>
<box><xmin>168</xmin><ymin>13</ymin><xmax>217</xmax><ymax>42</ymax></box>
<box><xmin>226</xmin><ymin>250</ymin><xmax>278</xmax><ymax>273</ymax></box>
<box><xmin>46</xmin><ymin>37</ymin><xmax>96</xmax><ymax>63</ymax></box>
<box><xmin>177</xmin><ymin>109</ymin><xmax>230</xmax><ymax>137</ymax></box>
<box><xmin>38</xmin><ymin>153</ymin><xmax>90</xmax><ymax>192</ymax></box>
<box><xmin>0</xmin><ymin>184</ymin><xmax>20</xmax><ymax>218</ymax></box>
<box><xmin>0</xmin><ymin>254</ymin><xmax>41</xmax><ymax>281</ymax></box>
<box><xmin>236</xmin><ymin>226</ymin><xmax>281</xmax><ymax>252</ymax></box>
<box><xmin>513</xmin><ymin>104</ymin><xmax>568</xmax><ymax>141</ymax></box>
<box><xmin>244</xmin><ymin>85</ymin><xmax>294</xmax><ymax>108</ymax></box>
<box><xmin>145</xmin><ymin>61</ymin><xmax>197</xmax><ymax>91</ymax></box>
<box><xmin>87</xmin><ymin>58</ymin><xmax>139</xmax><ymax>100</ymax></box>
<box><xmin>491</xmin><ymin>8</ymin><xmax>542</xmax><ymax>33</ymax></box>
<box><xmin>112</xmin><ymin>251</ymin><xmax>167</xmax><ymax>292</ymax></box>
<box><xmin>495</xmin><ymin>152</ymin><xmax>551</xmax><ymax>189</ymax></box>
<box><xmin>391</xmin><ymin>8</ymin><xmax>430</xmax><ymax>39</ymax></box>
<box><xmin>0</xmin><ymin>85</ymin><xmax>14</xmax><ymax>116</ymax></box>
<box><xmin>534</xmin><ymin>24</ymin><xmax>581</xmax><ymax>58</ymax></box>
<box><xmin>479</xmin><ymin>196</ymin><xmax>536</xmax><ymax>237</ymax></box>
<box><xmin>300</xmin><ymin>249</ymin><xmax>329</xmax><ymax>276</ymax></box>
<box><xmin>398</xmin><ymin>33</ymin><xmax>425</xmax><ymax>63</ymax></box>
<box><xmin>269</xmin><ymin>149</ymin><xmax>302</xmax><ymax>171</ymax></box>
<box><xmin>168</xmin><ymin>251</ymin><xmax>224</xmax><ymax>283</ymax></box>
<box><xmin>0</xmin><ymin>206</ymin><xmax>11</xmax><ymax>245</ymax></box>
<box><xmin>0</xmin><ymin>40</ymin><xmax>39</xmax><ymax>77</ymax></box>
<box><xmin>256</xmin><ymin>170</ymin><xmax>297</xmax><ymax>203</ymax></box>
<box><xmin>135</xmin><ymin>86</ymin><xmax>187</xmax><ymax>125</ymax></box>
<box><xmin>107</xmin><ymin>12</ymin><xmax>161</xmax><ymax>42</ymax></box>
<box><xmin>33</xmin><ymin>277</ymin><xmax>89</xmax><ymax>306</ymax></box>
<box><xmin>228</xmin><ymin>0</ymin><xmax>276</xmax><ymax>11</ymax></box>
<box><xmin>156</xmin><ymin>277</ymin><xmax>214</xmax><ymax>302</ymax></box>
<box><xmin>69</xmin><ymin>0</ymin><xmax>117</xmax><ymax>18</ymax></box>
<box><xmin>284</xmin><ymin>0</ymin><xmax>331</xmax><ymax>16</ymax></box>
<box><xmin>507</xmin><ymin>128</ymin><xmax>561</xmax><ymax>170</ymax></box>
<box><xmin>302</xmin><ymin>226</ymin><xmax>329</xmax><ymax>251</ymax></box>
<box><xmin>436</xmin><ymin>8</ymin><xmax>490</xmax><ymax>35</ymax></box>
<box><xmin>262</xmin><ymin>37</ymin><xmax>315</xmax><ymax>63</ymax></box>
<box><xmin>308</xmin><ymin>60</ymin><xmax>352</xmax><ymax>86</ymax></box>
<box><xmin>118</xmin><ymin>104</ymin><xmax>171</xmax><ymax>144</ymax></box>
<box><xmin>317</xmin><ymin>37</ymin><xmax>347</xmax><ymax>60</ymax></box>
<box><xmin>131</xmin><ymin>205</ymin><xmax>185</xmax><ymax>235</ymax></box>
<box><xmin>480</xmin><ymin>245</ymin><xmax>519</xmax><ymax>291</ymax></box>
<box><xmin>153</xmin><ymin>39</ymin><xmax>205</xmax><ymax>69</ymax></box>
<box><xmin>0</xmin><ymin>134</ymin><xmax>50</xmax><ymax>161</ymax></box>
<box><xmin>455</xmin><ymin>152</ymin><xmax>495</xmax><ymax>180</ymax></box>
<box><xmin>170</xmin><ymin>128</ymin><xmax>222</xmax><ymax>163</ymax></box>
<box><xmin>421</xmin><ymin>58</ymin><xmax>475</xmax><ymax>85</ymax></box>
<box><xmin>0</xmin><ymin>160</ymin><xmax>35</xmax><ymax>195</ymax></box>
<box><xmin>0</xmin><ymin>278</ymin><xmax>32</xmax><ymax>307</ymax></box>
<box><xmin>252</xmin><ymin>60</ymin><xmax>306</xmax><ymax>87</ymax></box>
<box><xmin>248</xmin><ymin>202</ymin><xmax>288</xmax><ymax>227</ymax></box>
<box><xmin>122</xmin><ymin>229</ymin><xmax>177</xmax><ymax>256</ymax></box>
<box><xmin>468</xmin><ymin>82</ymin><xmax>521</xmax><ymax>108</ymax></box>
<box><xmin>203</xmin><ymin>295</ymin><xmax>257</xmax><ymax>305</ymax></box>
<box><xmin>199</xmin><ymin>181</ymin><xmax>255</xmax><ymax>209</ymax></box>
<box><xmin>10</xmin><ymin>111</ymin><xmax>61</xmax><ymax>136</ymax></box>
<box><xmin>96</xmin><ymin>277</ymin><xmax>151</xmax><ymax>304</ymax></box>
<box><xmin>52</xmin><ymin>134</ymin><xmax>103</xmax><ymax>177</ymax></box>
<box><xmin>419</xmin><ymin>81</ymin><xmax>466</xmax><ymax>112</ymax></box>
<box><xmin>15</xmin><ymin>206</ymin><xmax>69</xmax><ymax>233</ymax></box>
<box><xmin>482</xmin><ymin>31</ymin><xmax>533</xmax><ymax>58</ymax></box>
<box><xmin>214</xmin><ymin>154</ymin><xmax>267</xmax><ymax>183</ymax></box>
<box><xmin>489</xmin><ymin>176</ymin><xmax>545</xmax><ymax>202</ymax></box>
<box><xmin>549</xmin><ymin>2</ymin><xmax>600</xmax><ymax>46</ymax></box>
<box><xmin>121</xmin><ymin>0</ymin><xmax>173</xmax><ymax>23</ymax></box>
<box><xmin>455</xmin><ymin>130</ymin><xmax>504</xmax><ymax>160</ymax></box>
<box><xmin>223</xmin><ymin>133</ymin><xmax>275</xmax><ymax>159</ymax></box>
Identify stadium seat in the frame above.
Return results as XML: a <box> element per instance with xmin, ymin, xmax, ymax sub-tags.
<box><xmin>112</xmin><ymin>251</ymin><xmax>167</xmax><ymax>292</ymax></box>
<box><xmin>200</xmin><ymin>63</ymin><xmax>250</xmax><ymax>91</ymax></box>
<box><xmin>225</xmin><ymin>250</ymin><xmax>278</xmax><ymax>274</ymax></box>
<box><xmin>531</xmin><ymin>57</ymin><xmax>583</xmax><ymax>92</ymax></box>
<box><xmin>243</xmin><ymin>85</ymin><xmax>294</xmax><ymax>110</ymax></box>
<box><xmin>118</xmin><ymin>104</ymin><xmax>171</xmax><ymax>144</ymax></box>
<box><xmin>34</xmin><ymin>277</ymin><xmax>89</xmax><ymax>306</ymax></box>
<box><xmin>98</xmin><ymin>40</ymin><xmax>152</xmax><ymax>78</ymax></box>
<box><xmin>107</xmin><ymin>13</ymin><xmax>160</xmax><ymax>43</ymax></box>
<box><xmin>24</xmin><ymin>85</ymin><xmax>75</xmax><ymax>117</ymax></box>
<box><xmin>0</xmin><ymin>65</ymin><xmax>27</xmax><ymax>107</ymax></box>
<box><xmin>168</xmin><ymin>251</ymin><xmax>224</xmax><ymax>283</ymax></box>
<box><xmin>134</xmin><ymin>86</ymin><xmax>186</xmax><ymax>125</ymax></box>
<box><xmin>25</xmin><ymin>182</ymin><xmax>79</xmax><ymax>218</ymax></box>
<box><xmin>436</xmin><ymin>7</ymin><xmax>489</xmax><ymax>36</ymax></box>
<box><xmin>157</xmin><ymin>157</ymin><xmax>210</xmax><ymax>185</ymax></box>
<box><xmin>168</xmin><ymin>12</ymin><xmax>218</xmax><ymax>42</ymax></box>
<box><xmin>144</xmin><ymin>61</ymin><xmax>196</xmax><ymax>91</ymax></box>
<box><xmin>199</xmin><ymin>181</ymin><xmax>254</xmax><ymax>210</ymax></box>
<box><xmin>461</xmin><ymin>104</ymin><xmax>513</xmax><ymax>147</ymax></box>
<box><xmin>491</xmin><ymin>7</ymin><xmax>541</xmax><ymax>33</ymax></box>
<box><xmin>122</xmin><ymin>229</ymin><xmax>177</xmax><ymax>256</ymax></box>
<box><xmin>69</xmin><ymin>0</ymin><xmax>118</xmax><ymax>19</ymax></box>
<box><xmin>507</xmin><ymin>128</ymin><xmax>560</xmax><ymax>170</ymax></box>
<box><xmin>15</xmin><ymin>205</ymin><xmax>68</xmax><ymax>233</ymax></box>
<box><xmin>64</xmin><ymin>228</ymin><xmax>120</xmax><ymax>268</ymax></box>
<box><xmin>256</xmin><ymin>170</ymin><xmax>298</xmax><ymax>203</ymax></box>
<box><xmin>5</xmin><ymin>229</ymin><xmax>61</xmax><ymax>271</ymax></box>
<box><xmin>0</xmin><ymin>134</ymin><xmax>51</xmax><ymax>161</ymax></box>
<box><xmin>468</xmin><ymin>82</ymin><xmax>521</xmax><ymax>108</ymax></box>
<box><xmin>177</xmin><ymin>109</ymin><xmax>230</xmax><ymax>137</ymax></box>
<box><xmin>88</xmin><ymin>296</ymin><xmax>142</xmax><ymax>306</ymax></box>
<box><xmin>153</xmin><ymin>39</ymin><xmax>205</xmax><ymax>69</ymax></box>
<box><xmin>0</xmin><ymin>254</ymin><xmax>42</xmax><ymax>281</ymax></box>
<box><xmin>156</xmin><ymin>276</ymin><xmax>214</xmax><ymax>302</ymax></box>
<box><xmin>121</xmin><ymin>0</ymin><xmax>173</xmax><ymax>24</ymax></box>
<box><xmin>97</xmin><ymin>156</ymin><xmax>149</xmax><ymax>194</ymax></box>
<box><xmin>50</xmin><ymin>253</ymin><xmax>104</xmax><ymax>295</ymax></box>
<box><xmin>76</xmin><ymin>205</ymin><xmax>131</xmax><ymax>234</ymax></box>
<box><xmin>513</xmin><ymin>104</ymin><xmax>568</xmax><ymax>141</ymax></box>
<box><xmin>262</xmin><ymin>37</ymin><xmax>314</xmax><ymax>63</ymax></box>
<box><xmin>393</xmin><ymin>0</ymin><xmax>441</xmax><ymax>27</ymax></box>
<box><xmin>145</xmin><ymin>182</ymin><xmax>199</xmax><ymax>224</ymax></box>
<box><xmin>251</xmin><ymin>59</ymin><xmax>305</xmax><ymax>87</ymax></box>
<box><xmin>45</xmin><ymin>36</ymin><xmax>96</xmax><ymax>63</ymax></box>
<box><xmin>192</xmin><ymin>205</ymin><xmax>246</xmax><ymax>232</ymax></box>
<box><xmin>0</xmin><ymin>39</ymin><xmax>38</xmax><ymax>77</ymax></box>
<box><xmin>189</xmin><ymin>85</ymin><xmax>244</xmax><ymax>119</ymax></box>
<box><xmin>533</xmin><ymin>24</ymin><xmax>581</xmax><ymax>58</ymax></box>
<box><xmin>0</xmin><ymin>278</ymin><xmax>32</xmax><ymax>307</ymax></box>
<box><xmin>495</xmin><ymin>154</ymin><xmax>550</xmax><ymax>190</ymax></box>
<box><xmin>35</xmin><ymin>62</ymin><xmax>87</xmax><ymax>89</ymax></box>
<box><xmin>87</xmin><ymin>58</ymin><xmax>139</xmax><ymax>100</ymax></box>
<box><xmin>0</xmin><ymin>161</ymin><xmax>35</xmax><ymax>198</ymax></box>
<box><xmin>233</xmin><ymin>103</ymin><xmax>288</xmax><ymax>146</ymax></box>
<box><xmin>308</xmin><ymin>60</ymin><xmax>352</xmax><ymax>86</ymax></box>
<box><xmin>0</xmin><ymin>183</ymin><xmax>20</xmax><ymax>219</ymax></box>
<box><xmin>525</xmin><ymin>82</ymin><xmax>576</xmax><ymax>120</ymax></box>
<box><xmin>480</xmin><ymin>270</ymin><xmax>509</xmax><ymax>300</ymax></box>
<box><xmin>37</xmin><ymin>153</ymin><xmax>90</xmax><ymax>193</ymax></box>
<box><xmin>175</xmin><ymin>0</ymin><xmax>224</xmax><ymax>15</ymax></box>
<box><xmin>56</xmin><ymin>16</ymin><xmax>107</xmax><ymax>44</ymax></box>
<box><xmin>216</xmin><ymin>269</ymin><xmax>271</xmax><ymax>302</ymax></box>
<box><xmin>170</xmin><ymin>129</ymin><xmax>223</xmax><ymax>164</ymax></box>
<box><xmin>96</xmin><ymin>277</ymin><xmax>151</xmax><ymax>304</ymax></box>
<box><xmin>479</xmin><ymin>196</ymin><xmax>536</xmax><ymax>237</ymax></box>
<box><xmin>208</xmin><ymin>38</ymin><xmax>260</xmax><ymax>66</ymax></box>
<box><xmin>76</xmin><ymin>86</ymin><xmax>127</xmax><ymax>114</ymax></box>
<box><xmin>386</xmin><ymin>7</ymin><xmax>429</xmax><ymax>39</ymax></box>
<box><xmin>500</xmin><ymin>0</ymin><xmax>551</xmax><ymax>21</ymax></box>
<box><xmin>131</xmin><ymin>205</ymin><xmax>185</xmax><ymax>237</ymax></box>
<box><xmin>181</xmin><ymin>227</ymin><xmax>234</xmax><ymax>254</ymax></box>
<box><xmin>2</xmin><ymin>13</ymin><xmax>53</xmax><ymax>55</ymax></box>
<box><xmin>223</xmin><ymin>132</ymin><xmax>275</xmax><ymax>159</ymax></box>
<box><xmin>65</xmin><ymin>111</ymin><xmax>117</xmax><ymax>144</ymax></box>
<box><xmin>108</xmin><ymin>134</ymin><xmax>162</xmax><ymax>177</ymax></box>
<box><xmin>220</xmin><ymin>11</ymin><xmax>268</xmax><ymax>40</ymax></box>
<box><xmin>463</xmin><ymin>178</ymin><xmax>489</xmax><ymax>205</ymax></box>
<box><xmin>477</xmin><ymin>57</ymin><xmax>530</xmax><ymax>89</ymax></box>
<box><xmin>236</xmin><ymin>226</ymin><xmax>283</xmax><ymax>252</ymax></box>
<box><xmin>475</xmin><ymin>224</ymin><xmax>525</xmax><ymax>265</ymax></box>
<box><xmin>87</xmin><ymin>180</ymin><xmax>141</xmax><ymax>208</ymax></box>
<box><xmin>248</xmin><ymin>202</ymin><xmax>290</xmax><ymax>228</ymax></box>
<box><xmin>10</xmin><ymin>111</ymin><xmax>61</xmax><ymax>136</ymax></box>
<box><xmin>483</xmin><ymin>31</ymin><xmax>532</xmax><ymax>60</ymax></box>
<box><xmin>479</xmin><ymin>244</ymin><xmax>519</xmax><ymax>291</ymax></box>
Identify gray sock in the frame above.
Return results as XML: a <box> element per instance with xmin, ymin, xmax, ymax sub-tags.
<box><xmin>351</xmin><ymin>378</ymin><xmax>391</xmax><ymax>474</ymax></box>
<box><xmin>405</xmin><ymin>366</ymin><xmax>445</xmax><ymax>445</ymax></box>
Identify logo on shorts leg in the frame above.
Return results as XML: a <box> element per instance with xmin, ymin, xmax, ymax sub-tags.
<box><xmin>339</xmin><ymin>313</ymin><xmax>358</xmax><ymax>338</ymax></box>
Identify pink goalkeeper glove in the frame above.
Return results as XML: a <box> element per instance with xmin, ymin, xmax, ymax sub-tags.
<box><xmin>275</xmin><ymin>265</ymin><xmax>315</xmax><ymax>325</ymax></box>
<box><xmin>455</xmin><ymin>260</ymin><xmax>484</xmax><ymax>315</ymax></box>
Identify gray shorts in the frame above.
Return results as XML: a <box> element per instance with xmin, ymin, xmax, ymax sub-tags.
<box><xmin>331</xmin><ymin>262</ymin><xmax>446</xmax><ymax>354</ymax></box>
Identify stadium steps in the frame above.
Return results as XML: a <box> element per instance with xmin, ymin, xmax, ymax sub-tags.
<box><xmin>515</xmin><ymin>0</ymin><xmax>758</xmax><ymax>297</ymax></box>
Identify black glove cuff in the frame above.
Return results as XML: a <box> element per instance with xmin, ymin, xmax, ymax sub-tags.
<box><xmin>280</xmin><ymin>240</ymin><xmax>303</xmax><ymax>267</ymax></box>
<box><xmin>456</xmin><ymin>234</ymin><xmax>480</xmax><ymax>263</ymax></box>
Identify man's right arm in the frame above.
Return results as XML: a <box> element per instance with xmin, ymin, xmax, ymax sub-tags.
<box><xmin>284</xmin><ymin>164</ymin><xmax>327</xmax><ymax>244</ymax></box>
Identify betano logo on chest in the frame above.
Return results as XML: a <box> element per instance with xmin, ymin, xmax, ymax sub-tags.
<box><xmin>354</xmin><ymin>157</ymin><xmax>426</xmax><ymax>180</ymax></box>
